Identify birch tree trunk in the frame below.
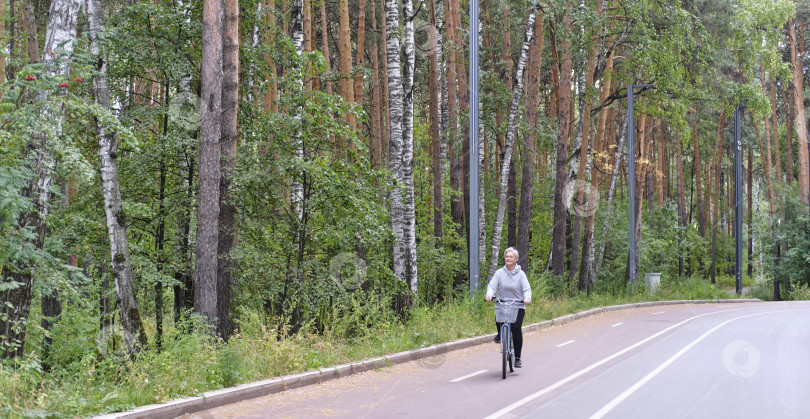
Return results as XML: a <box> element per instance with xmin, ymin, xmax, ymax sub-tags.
<box><xmin>486</xmin><ymin>8</ymin><xmax>539</xmax><ymax>281</ymax></box>
<box><xmin>86</xmin><ymin>0</ymin><xmax>149</xmax><ymax>355</ymax></box>
<box><xmin>194</xmin><ymin>0</ymin><xmax>223</xmax><ymax>328</ymax></box>
<box><xmin>517</xmin><ymin>11</ymin><xmax>544</xmax><ymax>272</ymax></box>
<box><xmin>1</xmin><ymin>0</ymin><xmax>82</xmax><ymax>359</ymax></box>
<box><xmin>386</xmin><ymin>0</ymin><xmax>418</xmax><ymax>292</ymax></box>
<box><xmin>594</xmin><ymin>115</ymin><xmax>627</xmax><ymax>276</ymax></box>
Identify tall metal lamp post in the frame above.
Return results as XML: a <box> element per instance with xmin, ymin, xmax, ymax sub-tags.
<box><xmin>469</xmin><ymin>0</ymin><xmax>480</xmax><ymax>298</ymax></box>
<box><xmin>627</xmin><ymin>84</ymin><xmax>653</xmax><ymax>289</ymax></box>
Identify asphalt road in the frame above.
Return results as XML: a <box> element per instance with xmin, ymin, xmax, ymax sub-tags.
<box><xmin>184</xmin><ymin>301</ymin><xmax>810</xmax><ymax>419</ymax></box>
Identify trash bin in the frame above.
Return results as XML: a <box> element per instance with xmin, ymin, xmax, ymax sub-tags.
<box><xmin>645</xmin><ymin>273</ymin><xmax>661</xmax><ymax>294</ymax></box>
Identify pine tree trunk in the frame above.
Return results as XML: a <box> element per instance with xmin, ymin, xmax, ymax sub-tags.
<box><xmin>264</xmin><ymin>0</ymin><xmax>278</xmax><ymax>113</ymax></box>
<box><xmin>788</xmin><ymin>19</ymin><xmax>810</xmax><ymax>205</ymax></box>
<box><xmin>87</xmin><ymin>0</ymin><xmax>148</xmax><ymax>353</ymax></box>
<box><xmin>338</xmin><ymin>0</ymin><xmax>356</xmax><ymax>129</ymax></box>
<box><xmin>785</xmin><ymin>85</ymin><xmax>795</xmax><ymax>185</ymax></box>
<box><xmin>551</xmin><ymin>9</ymin><xmax>574</xmax><ymax>277</ymax></box>
<box><xmin>580</xmin><ymin>27</ymin><xmax>614</xmax><ymax>289</ymax></box>
<box><xmin>446</xmin><ymin>0</ymin><xmax>462</xmax><ymax>232</ymax></box>
<box><xmin>24</xmin><ymin>2</ymin><xmax>38</xmax><ymax>64</ymax></box>
<box><xmin>354</xmin><ymin>0</ymin><xmax>366</xmax><ymax>108</ymax></box>
<box><xmin>770</xmin><ymin>72</ymin><xmax>782</xmax><ymax>185</ymax></box>
<box><xmin>217</xmin><ymin>0</ymin><xmax>239</xmax><ymax>340</ymax></box>
<box><xmin>369</xmin><ymin>0</ymin><xmax>382</xmax><ymax>169</ymax></box>
<box><xmin>319</xmin><ymin>0</ymin><xmax>332</xmax><ymax>95</ymax></box>
<box><xmin>517</xmin><ymin>9</ymin><xmax>544</xmax><ymax>271</ymax></box>
<box><xmin>428</xmin><ymin>0</ymin><xmax>442</xmax><ymax>240</ymax></box>
<box><xmin>709</xmin><ymin>109</ymin><xmax>725</xmax><ymax>284</ymax></box>
<box><xmin>195</xmin><ymin>0</ymin><xmax>224</xmax><ymax>329</ymax></box>
<box><xmin>486</xmin><ymin>8</ymin><xmax>540</xmax><ymax>280</ymax></box>
<box><xmin>692</xmin><ymin>111</ymin><xmax>705</xmax><ymax>239</ymax></box>
<box><xmin>676</xmin><ymin>122</ymin><xmax>686</xmax><ymax>277</ymax></box>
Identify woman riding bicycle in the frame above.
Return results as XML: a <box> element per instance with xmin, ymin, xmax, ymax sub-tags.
<box><xmin>485</xmin><ymin>247</ymin><xmax>532</xmax><ymax>368</ymax></box>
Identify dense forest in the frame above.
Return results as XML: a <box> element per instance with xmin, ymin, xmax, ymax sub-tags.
<box><xmin>2</xmin><ymin>0</ymin><xmax>810</xmax><ymax>414</ymax></box>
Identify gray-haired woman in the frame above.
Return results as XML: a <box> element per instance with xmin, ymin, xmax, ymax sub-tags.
<box><xmin>485</xmin><ymin>247</ymin><xmax>532</xmax><ymax>367</ymax></box>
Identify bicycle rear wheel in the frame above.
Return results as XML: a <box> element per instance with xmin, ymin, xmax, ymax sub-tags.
<box><xmin>501</xmin><ymin>325</ymin><xmax>509</xmax><ymax>379</ymax></box>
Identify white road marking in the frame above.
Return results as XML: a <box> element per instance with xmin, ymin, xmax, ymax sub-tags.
<box><xmin>449</xmin><ymin>369</ymin><xmax>488</xmax><ymax>383</ymax></box>
<box><xmin>611</xmin><ymin>322</ymin><xmax>623</xmax><ymax>327</ymax></box>
<box><xmin>652</xmin><ymin>311</ymin><xmax>665</xmax><ymax>315</ymax></box>
<box><xmin>556</xmin><ymin>340</ymin><xmax>575</xmax><ymax>347</ymax></box>
<box><xmin>483</xmin><ymin>307</ymin><xmax>755</xmax><ymax>419</ymax></box>
<box><xmin>590</xmin><ymin>309</ymin><xmax>798</xmax><ymax>418</ymax></box>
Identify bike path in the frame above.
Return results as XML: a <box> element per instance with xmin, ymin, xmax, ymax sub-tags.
<box><xmin>176</xmin><ymin>300</ymin><xmax>801</xmax><ymax>418</ymax></box>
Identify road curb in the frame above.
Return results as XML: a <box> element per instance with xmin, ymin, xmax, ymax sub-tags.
<box><xmin>97</xmin><ymin>298</ymin><xmax>760</xmax><ymax>418</ymax></box>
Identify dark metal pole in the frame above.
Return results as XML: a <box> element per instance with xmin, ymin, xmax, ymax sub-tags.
<box><xmin>735</xmin><ymin>106</ymin><xmax>743</xmax><ymax>295</ymax></box>
<box><xmin>627</xmin><ymin>86</ymin><xmax>636</xmax><ymax>288</ymax></box>
<box><xmin>469</xmin><ymin>0</ymin><xmax>479</xmax><ymax>298</ymax></box>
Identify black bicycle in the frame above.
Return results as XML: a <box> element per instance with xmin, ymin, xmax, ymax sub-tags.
<box><xmin>493</xmin><ymin>298</ymin><xmax>522</xmax><ymax>379</ymax></box>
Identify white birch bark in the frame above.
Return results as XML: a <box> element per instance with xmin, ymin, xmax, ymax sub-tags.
<box><xmin>594</xmin><ymin>115</ymin><xmax>628</xmax><ymax>277</ymax></box>
<box><xmin>88</xmin><ymin>0</ymin><xmax>148</xmax><ymax>353</ymax></box>
<box><xmin>289</xmin><ymin>0</ymin><xmax>305</xmax><ymax>221</ymax></box>
<box><xmin>477</xmin><ymin>21</ymin><xmax>487</xmax><ymax>273</ymax></box>
<box><xmin>386</xmin><ymin>0</ymin><xmax>418</xmax><ymax>292</ymax></box>
<box><xmin>1</xmin><ymin>0</ymin><xmax>82</xmax><ymax>359</ymax></box>
<box><xmin>485</xmin><ymin>8</ymin><xmax>538</xmax><ymax>281</ymax></box>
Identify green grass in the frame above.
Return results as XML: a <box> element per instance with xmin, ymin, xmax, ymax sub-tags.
<box><xmin>0</xmin><ymin>276</ymin><xmax>748</xmax><ymax>418</ymax></box>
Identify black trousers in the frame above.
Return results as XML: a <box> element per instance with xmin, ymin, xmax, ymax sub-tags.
<box><xmin>496</xmin><ymin>308</ymin><xmax>525</xmax><ymax>358</ymax></box>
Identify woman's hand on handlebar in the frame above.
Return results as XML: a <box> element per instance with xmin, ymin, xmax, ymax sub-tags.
<box><xmin>524</xmin><ymin>299</ymin><xmax>531</xmax><ymax>305</ymax></box>
<box><xmin>485</xmin><ymin>296</ymin><xmax>492</xmax><ymax>302</ymax></box>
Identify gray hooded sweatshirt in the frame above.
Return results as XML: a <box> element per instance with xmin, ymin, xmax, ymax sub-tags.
<box><xmin>485</xmin><ymin>264</ymin><xmax>532</xmax><ymax>309</ymax></box>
